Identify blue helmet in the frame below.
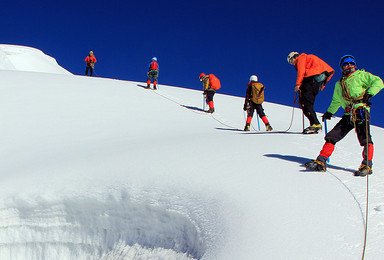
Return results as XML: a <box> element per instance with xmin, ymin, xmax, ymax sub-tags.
<box><xmin>152</xmin><ymin>57</ymin><xmax>157</xmax><ymax>61</ymax></box>
<box><xmin>339</xmin><ymin>55</ymin><xmax>356</xmax><ymax>68</ymax></box>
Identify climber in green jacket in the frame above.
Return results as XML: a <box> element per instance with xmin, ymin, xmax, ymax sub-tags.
<box><xmin>305</xmin><ymin>55</ymin><xmax>384</xmax><ymax>176</ymax></box>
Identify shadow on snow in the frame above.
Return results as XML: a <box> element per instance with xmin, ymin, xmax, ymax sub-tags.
<box><xmin>264</xmin><ymin>154</ymin><xmax>356</xmax><ymax>174</ymax></box>
<box><xmin>180</xmin><ymin>105</ymin><xmax>206</xmax><ymax>112</ymax></box>
<box><xmin>216</xmin><ymin>128</ymin><xmax>302</xmax><ymax>134</ymax></box>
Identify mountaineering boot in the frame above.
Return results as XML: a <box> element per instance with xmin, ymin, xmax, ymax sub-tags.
<box><xmin>303</xmin><ymin>124</ymin><xmax>322</xmax><ymax>134</ymax></box>
<box><xmin>206</xmin><ymin>101</ymin><xmax>215</xmax><ymax>113</ymax></box>
<box><xmin>305</xmin><ymin>160</ymin><xmax>326</xmax><ymax>172</ymax></box>
<box><xmin>244</xmin><ymin>123</ymin><xmax>250</xmax><ymax>131</ymax></box>
<box><xmin>266</xmin><ymin>123</ymin><xmax>273</xmax><ymax>131</ymax></box>
<box><xmin>146</xmin><ymin>79</ymin><xmax>151</xmax><ymax>89</ymax></box>
<box><xmin>354</xmin><ymin>164</ymin><xmax>372</xmax><ymax>177</ymax></box>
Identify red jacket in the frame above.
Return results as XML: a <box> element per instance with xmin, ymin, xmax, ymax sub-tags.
<box><xmin>148</xmin><ymin>61</ymin><xmax>159</xmax><ymax>71</ymax></box>
<box><xmin>294</xmin><ymin>53</ymin><xmax>334</xmax><ymax>87</ymax></box>
<box><xmin>85</xmin><ymin>55</ymin><xmax>97</xmax><ymax>64</ymax></box>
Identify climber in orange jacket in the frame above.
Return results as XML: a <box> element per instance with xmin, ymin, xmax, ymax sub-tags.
<box><xmin>287</xmin><ymin>52</ymin><xmax>334</xmax><ymax>134</ymax></box>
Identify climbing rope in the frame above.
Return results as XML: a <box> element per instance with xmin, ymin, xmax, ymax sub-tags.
<box><xmin>282</xmin><ymin>92</ymin><xmax>300</xmax><ymax>132</ymax></box>
<box><xmin>151</xmin><ymin>86</ymin><xmax>302</xmax><ymax>133</ymax></box>
<box><xmin>210</xmin><ymin>114</ymin><xmax>239</xmax><ymax>129</ymax></box>
<box><xmin>361</xmin><ymin>108</ymin><xmax>370</xmax><ymax>260</ymax></box>
<box><xmin>326</xmin><ymin>169</ymin><xmax>366</xmax><ymax>231</ymax></box>
<box><xmin>241</xmin><ymin>92</ymin><xmax>300</xmax><ymax>133</ymax></box>
<box><xmin>324</xmin><ymin>108</ymin><xmax>370</xmax><ymax>259</ymax></box>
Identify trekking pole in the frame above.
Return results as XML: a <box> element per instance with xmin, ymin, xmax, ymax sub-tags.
<box><xmin>324</xmin><ymin>119</ymin><xmax>330</xmax><ymax>163</ymax></box>
<box><xmin>203</xmin><ymin>93</ymin><xmax>206</xmax><ymax>111</ymax></box>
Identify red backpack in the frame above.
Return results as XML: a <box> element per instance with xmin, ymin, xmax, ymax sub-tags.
<box><xmin>149</xmin><ymin>61</ymin><xmax>158</xmax><ymax>70</ymax></box>
<box><xmin>209</xmin><ymin>74</ymin><xmax>221</xmax><ymax>90</ymax></box>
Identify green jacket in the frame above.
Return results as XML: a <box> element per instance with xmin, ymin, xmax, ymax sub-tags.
<box><xmin>327</xmin><ymin>69</ymin><xmax>384</xmax><ymax>114</ymax></box>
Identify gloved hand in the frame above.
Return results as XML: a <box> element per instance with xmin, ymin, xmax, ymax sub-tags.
<box><xmin>243</xmin><ymin>103</ymin><xmax>250</xmax><ymax>111</ymax></box>
<box><xmin>322</xmin><ymin>112</ymin><xmax>333</xmax><ymax>121</ymax></box>
<box><xmin>363</xmin><ymin>93</ymin><xmax>373</xmax><ymax>106</ymax></box>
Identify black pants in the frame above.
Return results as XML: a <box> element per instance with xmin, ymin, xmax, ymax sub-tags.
<box><xmin>205</xmin><ymin>90</ymin><xmax>215</xmax><ymax>102</ymax></box>
<box><xmin>300</xmin><ymin>76</ymin><xmax>323</xmax><ymax>125</ymax></box>
<box><xmin>325</xmin><ymin>111</ymin><xmax>372</xmax><ymax>147</ymax></box>
<box><xmin>247</xmin><ymin>102</ymin><xmax>266</xmax><ymax>119</ymax></box>
<box><xmin>85</xmin><ymin>65</ymin><xmax>94</xmax><ymax>76</ymax></box>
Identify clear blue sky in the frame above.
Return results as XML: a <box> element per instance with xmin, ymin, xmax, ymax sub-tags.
<box><xmin>2</xmin><ymin>0</ymin><xmax>384</xmax><ymax>127</ymax></box>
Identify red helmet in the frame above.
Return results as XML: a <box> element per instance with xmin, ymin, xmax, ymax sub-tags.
<box><xmin>199</xmin><ymin>73</ymin><xmax>206</xmax><ymax>80</ymax></box>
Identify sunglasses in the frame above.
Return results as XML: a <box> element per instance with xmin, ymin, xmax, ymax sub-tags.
<box><xmin>343</xmin><ymin>62</ymin><xmax>355</xmax><ymax>66</ymax></box>
<box><xmin>288</xmin><ymin>58</ymin><xmax>296</xmax><ymax>65</ymax></box>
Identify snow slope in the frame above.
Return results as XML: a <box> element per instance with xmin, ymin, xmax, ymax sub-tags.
<box><xmin>0</xmin><ymin>46</ymin><xmax>383</xmax><ymax>260</ymax></box>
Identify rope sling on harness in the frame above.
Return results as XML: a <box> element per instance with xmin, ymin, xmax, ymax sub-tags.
<box><xmin>340</xmin><ymin>77</ymin><xmax>367</xmax><ymax>128</ymax></box>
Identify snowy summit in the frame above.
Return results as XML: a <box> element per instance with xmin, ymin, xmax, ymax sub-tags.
<box><xmin>0</xmin><ymin>45</ymin><xmax>383</xmax><ymax>259</ymax></box>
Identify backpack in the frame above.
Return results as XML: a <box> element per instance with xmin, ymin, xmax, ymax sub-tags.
<box><xmin>250</xmin><ymin>82</ymin><xmax>265</xmax><ymax>104</ymax></box>
<box><xmin>149</xmin><ymin>61</ymin><xmax>158</xmax><ymax>71</ymax></box>
<box><xmin>209</xmin><ymin>74</ymin><xmax>221</xmax><ymax>90</ymax></box>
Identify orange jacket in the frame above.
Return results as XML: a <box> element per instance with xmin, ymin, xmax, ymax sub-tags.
<box><xmin>85</xmin><ymin>55</ymin><xmax>97</xmax><ymax>64</ymax></box>
<box><xmin>294</xmin><ymin>53</ymin><xmax>334</xmax><ymax>87</ymax></box>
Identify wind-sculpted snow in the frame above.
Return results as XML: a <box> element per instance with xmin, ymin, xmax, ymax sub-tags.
<box><xmin>0</xmin><ymin>45</ymin><xmax>71</xmax><ymax>74</ymax></box>
<box><xmin>0</xmin><ymin>193</ymin><xmax>205</xmax><ymax>259</ymax></box>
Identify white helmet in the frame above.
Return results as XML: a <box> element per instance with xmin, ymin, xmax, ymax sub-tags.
<box><xmin>249</xmin><ymin>75</ymin><xmax>258</xmax><ymax>82</ymax></box>
<box><xmin>287</xmin><ymin>51</ymin><xmax>299</xmax><ymax>64</ymax></box>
